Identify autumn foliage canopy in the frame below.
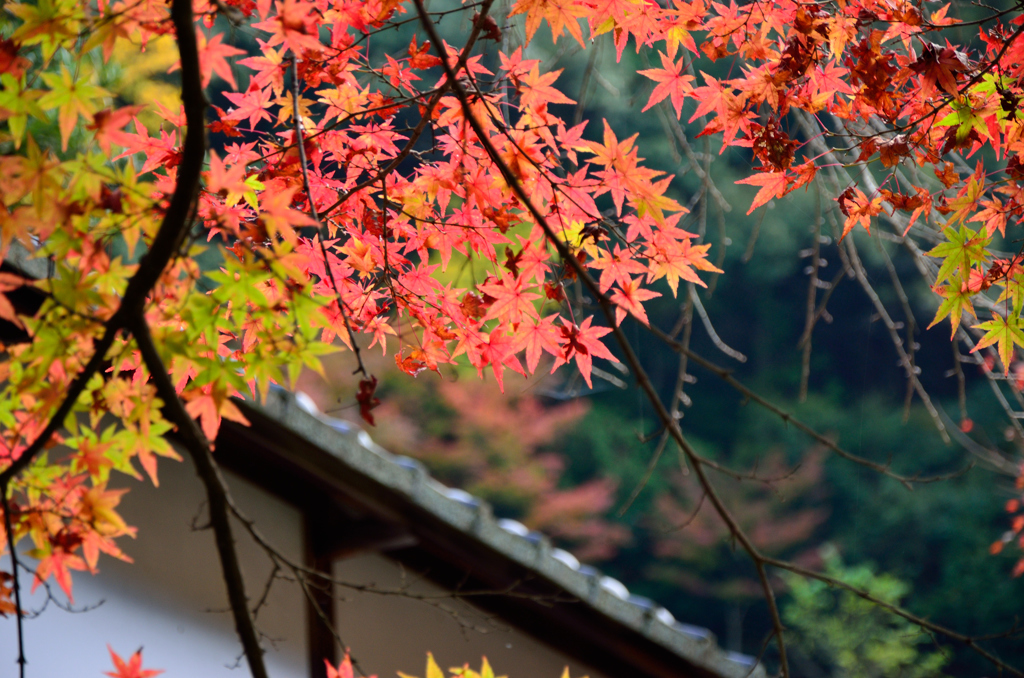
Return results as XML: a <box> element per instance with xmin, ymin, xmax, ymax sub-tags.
<box><xmin>6</xmin><ymin>0</ymin><xmax>1024</xmax><ymax>673</ymax></box>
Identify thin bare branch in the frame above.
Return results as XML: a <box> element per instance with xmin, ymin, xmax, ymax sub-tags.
<box><xmin>843</xmin><ymin>230</ymin><xmax>950</xmax><ymax>443</ymax></box>
<box><xmin>2</xmin><ymin>481</ymin><xmax>25</xmax><ymax>678</ymax></box>
<box><xmin>799</xmin><ymin>187</ymin><xmax>823</xmax><ymax>402</ymax></box>
<box><xmin>691</xmin><ymin>286</ymin><xmax>747</xmax><ymax>363</ymax></box>
<box><xmin>647</xmin><ymin>322</ymin><xmax>963</xmax><ymax>488</ymax></box>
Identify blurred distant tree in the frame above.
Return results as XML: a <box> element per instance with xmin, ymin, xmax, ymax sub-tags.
<box><xmin>309</xmin><ymin>360</ymin><xmax>630</xmax><ymax>561</ymax></box>
<box><xmin>783</xmin><ymin>546</ymin><xmax>949</xmax><ymax>678</ymax></box>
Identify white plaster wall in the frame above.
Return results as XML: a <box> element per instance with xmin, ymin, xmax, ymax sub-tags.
<box><xmin>0</xmin><ymin>456</ymin><xmax>308</xmax><ymax>678</ymax></box>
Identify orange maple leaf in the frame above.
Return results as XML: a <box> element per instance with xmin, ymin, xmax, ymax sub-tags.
<box><xmin>639</xmin><ymin>45</ymin><xmax>694</xmax><ymax>118</ymax></box>
<box><xmin>0</xmin><ymin>271</ymin><xmax>26</xmax><ymax>329</ymax></box>
<box><xmin>735</xmin><ymin>171</ymin><xmax>790</xmax><ymax>214</ymax></box>
<box><xmin>553</xmin><ymin>317</ymin><xmax>618</xmax><ymax>388</ymax></box>
<box><xmin>86</xmin><ymin>105</ymin><xmax>145</xmax><ymax>154</ymax></box>
<box><xmin>837</xmin><ymin>187</ymin><xmax>882</xmax><ymax>240</ymax></box>
<box><xmin>510</xmin><ymin>0</ymin><xmax>588</xmax><ymax>46</ymax></box>
<box><xmin>610</xmin><ymin>277</ymin><xmax>661</xmax><ymax>326</ymax></box>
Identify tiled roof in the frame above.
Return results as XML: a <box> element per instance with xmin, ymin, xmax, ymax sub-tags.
<box><xmin>247</xmin><ymin>386</ymin><xmax>764</xmax><ymax>678</ymax></box>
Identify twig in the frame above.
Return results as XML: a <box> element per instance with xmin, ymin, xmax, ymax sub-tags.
<box><xmin>251</xmin><ymin>562</ymin><xmax>281</xmax><ymax>620</ymax></box>
<box><xmin>291</xmin><ymin>57</ymin><xmax>366</xmax><ymax>378</ymax></box>
<box><xmin>843</xmin><ymin>231</ymin><xmax>950</xmax><ymax>443</ymax></box>
<box><xmin>873</xmin><ymin>231</ymin><xmax>919</xmax><ymax>420</ymax></box>
<box><xmin>742</xmin><ymin>207</ymin><xmax>767</xmax><ymax>263</ymax></box>
<box><xmin>796</xmin><ymin>267</ymin><xmax>846</xmax><ymax>349</ymax></box>
<box><xmin>648</xmin><ymin>323</ymin><xmax>963</xmax><ymax>488</ymax></box>
<box><xmin>799</xmin><ymin>187</ymin><xmax>823</xmax><ymax>402</ymax></box>
<box><xmin>952</xmin><ymin>336</ymin><xmax>970</xmax><ymax>425</ymax></box>
<box><xmin>691</xmin><ymin>286</ymin><xmax>747</xmax><ymax>363</ymax></box>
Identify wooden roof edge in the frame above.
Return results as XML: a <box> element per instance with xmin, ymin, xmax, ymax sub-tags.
<box><xmin>222</xmin><ymin>386</ymin><xmax>766</xmax><ymax>678</ymax></box>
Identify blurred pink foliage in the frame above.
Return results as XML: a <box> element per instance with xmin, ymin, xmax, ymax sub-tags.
<box><xmin>301</xmin><ymin>355</ymin><xmax>630</xmax><ymax>561</ymax></box>
<box><xmin>651</xmin><ymin>449</ymin><xmax>829</xmax><ymax>599</ymax></box>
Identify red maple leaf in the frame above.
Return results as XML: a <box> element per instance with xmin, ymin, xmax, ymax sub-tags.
<box><xmin>105</xmin><ymin>647</ymin><xmax>163</xmax><ymax>678</ymax></box>
<box><xmin>223</xmin><ymin>85</ymin><xmax>275</xmax><ymax>129</ymax></box>
<box><xmin>837</xmin><ymin>187</ymin><xmax>883</xmax><ymax>239</ymax></box>
<box><xmin>32</xmin><ymin>543</ymin><xmax>86</xmax><ymax>602</ymax></box>
<box><xmin>356</xmin><ymin>376</ymin><xmax>381</xmax><ymax>426</ymax></box>
<box><xmin>639</xmin><ymin>45</ymin><xmax>694</xmax><ymax>118</ymax></box>
<box><xmin>478</xmin><ymin>271</ymin><xmax>541</xmax><ymax>324</ymax></box>
<box><xmin>479</xmin><ymin>327</ymin><xmax>527</xmax><ymax>392</ymax></box>
<box><xmin>205</xmin><ymin>151</ymin><xmax>250</xmax><ymax>198</ymax></box>
<box><xmin>553</xmin><ymin>317</ymin><xmax>618</xmax><ymax>388</ymax></box>
<box><xmin>194</xmin><ymin>32</ymin><xmax>245</xmax><ymax>89</ymax></box>
<box><xmin>518</xmin><ymin>64</ymin><xmax>575</xmax><ymax>110</ymax></box>
<box><xmin>735</xmin><ymin>171</ymin><xmax>791</xmax><ymax>214</ymax></box>
<box><xmin>517</xmin><ymin>314</ymin><xmax>563</xmax><ymax>374</ymax></box>
<box><xmin>408</xmin><ymin>35</ymin><xmax>442</xmax><ymax>69</ymax></box>
<box><xmin>909</xmin><ymin>42</ymin><xmax>970</xmax><ymax>98</ymax></box>
<box><xmin>610</xmin><ymin>277</ymin><xmax>661</xmax><ymax>326</ymax></box>
<box><xmin>86</xmin><ymin>106</ymin><xmax>145</xmax><ymax>154</ymax></box>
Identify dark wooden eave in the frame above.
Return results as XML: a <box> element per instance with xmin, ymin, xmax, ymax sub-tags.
<box><xmin>214</xmin><ymin>389</ymin><xmax>762</xmax><ymax>678</ymax></box>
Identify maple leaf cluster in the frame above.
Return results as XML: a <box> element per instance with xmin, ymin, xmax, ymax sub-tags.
<box><xmin>0</xmin><ymin>0</ymin><xmax>724</xmax><ymax>607</ymax></box>
<box><xmin>5</xmin><ymin>0</ymin><xmax>1024</xmax><ymax>632</ymax></box>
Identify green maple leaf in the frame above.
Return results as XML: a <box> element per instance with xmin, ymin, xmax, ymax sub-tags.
<box><xmin>7</xmin><ymin>0</ymin><xmax>82</xmax><ymax>60</ymax></box>
<box><xmin>928</xmin><ymin>225</ymin><xmax>989</xmax><ymax>286</ymax></box>
<box><xmin>39</xmin><ymin>65</ymin><xmax>110</xmax><ymax>151</ymax></box>
<box><xmin>935</xmin><ymin>96</ymin><xmax>987</xmax><ymax>145</ymax></box>
<box><xmin>0</xmin><ymin>74</ymin><xmax>44</xmax><ymax>148</ymax></box>
<box><xmin>972</xmin><ymin>313</ymin><xmax>1024</xmax><ymax>374</ymax></box>
<box><xmin>928</xmin><ymin>274</ymin><xmax>976</xmax><ymax>339</ymax></box>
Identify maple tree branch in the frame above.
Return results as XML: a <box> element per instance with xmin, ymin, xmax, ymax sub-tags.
<box><xmin>2</xmin><ymin>480</ymin><xmax>26</xmax><ymax>678</ymax></box>
<box><xmin>132</xmin><ymin>316</ymin><xmax>269</xmax><ymax>678</ymax></box>
<box><xmin>413</xmin><ymin>7</ymin><xmax>793</xmax><ymax>675</ymax></box>
<box><xmin>0</xmin><ymin>0</ymin><xmax>207</xmax><ymax>488</ymax></box>
<box><xmin>417</xmin><ymin>11</ymin><xmax>1019</xmax><ymax>670</ymax></box>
